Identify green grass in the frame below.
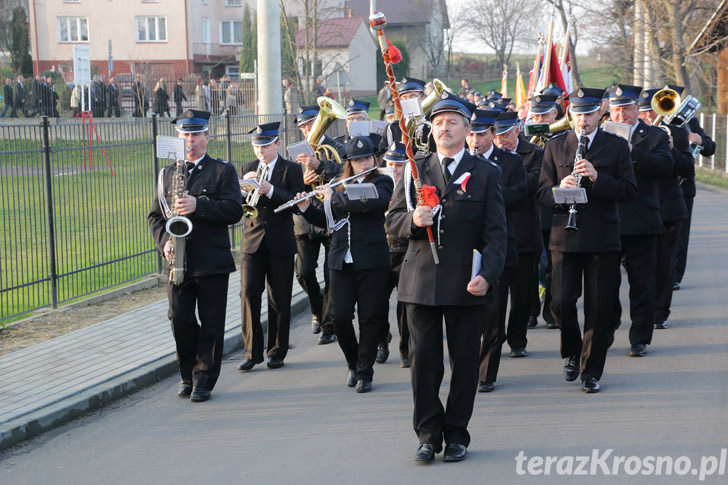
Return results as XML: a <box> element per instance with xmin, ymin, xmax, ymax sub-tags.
<box><xmin>696</xmin><ymin>167</ymin><xmax>728</xmax><ymax>189</ymax></box>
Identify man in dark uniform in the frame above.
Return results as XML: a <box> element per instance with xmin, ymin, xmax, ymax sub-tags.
<box><xmin>540</xmin><ymin>83</ymin><xmax>566</xmax><ymax>119</ymax></box>
<box><xmin>381</xmin><ymin>77</ymin><xmax>429</xmax><ymax>151</ymax></box>
<box><xmin>292</xmin><ymin>105</ymin><xmax>343</xmax><ymax>345</ymax></box>
<box><xmin>2</xmin><ymin>78</ymin><xmax>14</xmax><ymax>117</ymax></box>
<box><xmin>106</xmin><ymin>77</ymin><xmax>121</xmax><ymax>117</ymax></box>
<box><xmin>174</xmin><ymin>78</ymin><xmax>187</xmax><ymax>116</ymax></box>
<box><xmin>495</xmin><ymin>111</ymin><xmax>544</xmax><ymax>349</ymax></box>
<box><xmin>92</xmin><ymin>76</ymin><xmax>106</xmax><ymax>117</ymax></box>
<box><xmin>237</xmin><ymin>122</ymin><xmax>305</xmax><ymax>371</ymax></box>
<box><xmin>609</xmin><ymin>84</ymin><xmax>673</xmax><ymax>357</ymax></box>
<box><xmin>13</xmin><ymin>75</ymin><xmax>26</xmax><ymax>118</ymax></box>
<box><xmin>537</xmin><ymin>88</ymin><xmax>637</xmax><ymax>393</ymax></box>
<box><xmin>466</xmin><ymin>110</ymin><xmax>525</xmax><ymax>393</ymax></box>
<box><xmin>148</xmin><ymin>109</ymin><xmax>243</xmax><ymax>402</ymax></box>
<box><xmin>386</xmin><ymin>92</ymin><xmax>506</xmax><ymax>463</ymax></box>
<box><xmin>527</xmin><ymin>94</ymin><xmax>560</xmax><ymax>329</ymax></box>
<box><xmin>609</xmin><ymin>85</ymin><xmax>673</xmax><ymax>357</ymax></box>
<box><xmin>334</xmin><ymin>99</ymin><xmax>370</xmax><ymax>145</ymax></box>
<box><xmin>637</xmin><ymin>89</ymin><xmax>693</xmax><ymax>331</ymax></box>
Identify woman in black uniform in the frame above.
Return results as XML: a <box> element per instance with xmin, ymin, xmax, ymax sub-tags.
<box><xmin>295</xmin><ymin>136</ymin><xmax>393</xmax><ymax>393</ymax></box>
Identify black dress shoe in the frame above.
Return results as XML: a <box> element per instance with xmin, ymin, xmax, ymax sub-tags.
<box><xmin>509</xmin><ymin>347</ymin><xmax>528</xmax><ymax>358</ymax></box>
<box><xmin>267</xmin><ymin>357</ymin><xmax>284</xmax><ymax>369</ymax></box>
<box><xmin>355</xmin><ymin>379</ymin><xmax>372</xmax><ymax>393</ymax></box>
<box><xmin>317</xmin><ymin>331</ymin><xmax>337</xmax><ymax>345</ymax></box>
<box><xmin>478</xmin><ymin>381</ymin><xmax>495</xmax><ymax>393</ymax></box>
<box><xmin>672</xmin><ymin>281</ymin><xmax>680</xmax><ymax>291</ymax></box>
<box><xmin>527</xmin><ymin>316</ymin><xmax>538</xmax><ymax>328</ymax></box>
<box><xmin>654</xmin><ymin>321</ymin><xmax>668</xmax><ymax>329</ymax></box>
<box><xmin>376</xmin><ymin>342</ymin><xmax>390</xmax><ymax>363</ymax></box>
<box><xmin>400</xmin><ymin>354</ymin><xmax>411</xmax><ymax>368</ymax></box>
<box><xmin>311</xmin><ymin>316</ymin><xmax>321</xmax><ymax>334</ymax></box>
<box><xmin>582</xmin><ymin>378</ymin><xmax>600</xmax><ymax>393</ymax></box>
<box><xmin>177</xmin><ymin>380</ymin><xmax>192</xmax><ymax>397</ymax></box>
<box><xmin>629</xmin><ymin>343</ymin><xmax>647</xmax><ymax>357</ymax></box>
<box><xmin>414</xmin><ymin>443</ymin><xmax>437</xmax><ymax>463</ymax></box>
<box><xmin>545</xmin><ymin>319</ymin><xmax>559</xmax><ymax>329</ymax></box>
<box><xmin>563</xmin><ymin>355</ymin><xmax>579</xmax><ymax>382</ymax></box>
<box><xmin>190</xmin><ymin>386</ymin><xmax>211</xmax><ymax>402</ymax></box>
<box><xmin>346</xmin><ymin>369</ymin><xmax>357</xmax><ymax>387</ymax></box>
<box><xmin>236</xmin><ymin>358</ymin><xmax>262</xmax><ymax>372</ymax></box>
<box><xmin>443</xmin><ymin>443</ymin><xmax>467</xmax><ymax>462</ymax></box>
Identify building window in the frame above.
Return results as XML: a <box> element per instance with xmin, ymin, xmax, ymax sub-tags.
<box><xmin>57</xmin><ymin>17</ymin><xmax>89</xmax><ymax>42</ymax></box>
<box><xmin>64</xmin><ymin>0</ymin><xmax>80</xmax><ymax>3</ymax></box>
<box><xmin>219</xmin><ymin>20</ymin><xmax>242</xmax><ymax>45</ymax></box>
<box><xmin>201</xmin><ymin>18</ymin><xmax>210</xmax><ymax>43</ymax></box>
<box><xmin>136</xmin><ymin>16</ymin><xmax>167</xmax><ymax>42</ymax></box>
<box><xmin>202</xmin><ymin>0</ymin><xmax>208</xmax><ymax>4</ymax></box>
<box><xmin>225</xmin><ymin>0</ymin><xmax>242</xmax><ymax>5</ymax></box>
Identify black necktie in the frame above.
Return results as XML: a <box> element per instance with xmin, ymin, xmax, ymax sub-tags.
<box><xmin>186</xmin><ymin>162</ymin><xmax>195</xmax><ymax>172</ymax></box>
<box><xmin>442</xmin><ymin>157</ymin><xmax>455</xmax><ymax>182</ymax></box>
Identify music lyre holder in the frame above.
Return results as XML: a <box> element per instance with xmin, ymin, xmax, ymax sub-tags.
<box><xmin>552</xmin><ymin>187</ymin><xmax>587</xmax><ymax>205</ymax></box>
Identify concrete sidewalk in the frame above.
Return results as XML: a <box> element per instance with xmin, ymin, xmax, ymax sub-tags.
<box><xmin>0</xmin><ymin>264</ymin><xmax>323</xmax><ymax>450</ymax></box>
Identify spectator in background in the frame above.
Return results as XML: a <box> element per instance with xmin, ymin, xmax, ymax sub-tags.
<box><xmin>1</xmin><ymin>78</ymin><xmax>13</xmax><ymax>117</ymax></box>
<box><xmin>209</xmin><ymin>78</ymin><xmax>220</xmax><ymax>115</ymax></box>
<box><xmin>377</xmin><ymin>80</ymin><xmax>392</xmax><ymax>120</ymax></box>
<box><xmin>316</xmin><ymin>77</ymin><xmax>326</xmax><ymax>96</ymax></box>
<box><xmin>13</xmin><ymin>74</ymin><xmax>26</xmax><ymax>117</ymax></box>
<box><xmin>225</xmin><ymin>82</ymin><xmax>239</xmax><ymax>115</ymax></box>
<box><xmin>282</xmin><ymin>78</ymin><xmax>299</xmax><ymax>115</ymax></box>
<box><xmin>71</xmin><ymin>83</ymin><xmax>82</xmax><ymax>117</ymax></box>
<box><xmin>458</xmin><ymin>78</ymin><xmax>471</xmax><ymax>98</ymax></box>
<box><xmin>173</xmin><ymin>78</ymin><xmax>187</xmax><ymax>116</ymax></box>
<box><xmin>92</xmin><ymin>75</ymin><xmax>106</xmax><ymax>117</ymax></box>
<box><xmin>132</xmin><ymin>75</ymin><xmax>148</xmax><ymax>117</ymax></box>
<box><xmin>106</xmin><ymin>77</ymin><xmax>121</xmax><ymax>117</ymax></box>
<box><xmin>154</xmin><ymin>78</ymin><xmax>171</xmax><ymax>117</ymax></box>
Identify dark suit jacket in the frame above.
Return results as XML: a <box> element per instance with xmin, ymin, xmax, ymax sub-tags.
<box><xmin>486</xmin><ymin>146</ymin><xmax>526</xmax><ymax>266</ymax></box>
<box><xmin>385</xmin><ymin>151</ymin><xmax>507</xmax><ymax>306</ymax></box>
<box><xmin>14</xmin><ymin>82</ymin><xmax>24</xmax><ymax>108</ymax></box>
<box><xmin>659</xmin><ymin>125</ymin><xmax>692</xmax><ymax>223</ymax></box>
<box><xmin>303</xmin><ymin>173</ymin><xmax>393</xmax><ymax>271</ymax></box>
<box><xmin>515</xmin><ymin>137</ymin><xmax>544</xmax><ymax>253</ymax></box>
<box><xmin>537</xmin><ymin>129</ymin><xmax>637</xmax><ymax>253</ymax></box>
<box><xmin>148</xmin><ymin>154</ymin><xmax>243</xmax><ymax>277</ymax></box>
<box><xmin>618</xmin><ymin>120</ymin><xmax>674</xmax><ymax>235</ymax></box>
<box><xmin>677</xmin><ymin>118</ymin><xmax>715</xmax><ymax>198</ymax></box>
<box><xmin>3</xmin><ymin>83</ymin><xmax>13</xmax><ymax>106</ymax></box>
<box><xmin>240</xmin><ymin>156</ymin><xmax>304</xmax><ymax>255</ymax></box>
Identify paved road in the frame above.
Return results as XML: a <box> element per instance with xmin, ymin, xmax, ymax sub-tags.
<box><xmin>1</xmin><ymin>185</ymin><xmax>727</xmax><ymax>484</ymax></box>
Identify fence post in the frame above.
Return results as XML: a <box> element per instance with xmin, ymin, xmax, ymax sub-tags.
<box><xmin>711</xmin><ymin>113</ymin><xmax>716</xmax><ymax>170</ymax></box>
<box><xmin>225</xmin><ymin>109</ymin><xmax>232</xmax><ymax>163</ymax></box>
<box><xmin>41</xmin><ymin>116</ymin><xmax>58</xmax><ymax>309</ymax></box>
<box><xmin>151</xmin><ymin>114</ymin><xmax>163</xmax><ymax>275</ymax></box>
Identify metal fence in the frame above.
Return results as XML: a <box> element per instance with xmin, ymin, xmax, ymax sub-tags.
<box><xmin>0</xmin><ymin>112</ymin><xmax>346</xmax><ymax>323</ymax></box>
<box><xmin>696</xmin><ymin>113</ymin><xmax>728</xmax><ymax>174</ymax></box>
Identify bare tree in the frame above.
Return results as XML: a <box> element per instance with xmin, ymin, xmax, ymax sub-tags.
<box><xmin>442</xmin><ymin>3</ymin><xmax>470</xmax><ymax>83</ymax></box>
<box><xmin>545</xmin><ymin>0</ymin><xmax>583</xmax><ymax>87</ymax></box>
<box><xmin>466</xmin><ymin>0</ymin><xmax>544</xmax><ymax>71</ymax></box>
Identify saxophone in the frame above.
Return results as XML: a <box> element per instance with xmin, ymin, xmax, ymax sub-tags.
<box><xmin>163</xmin><ymin>158</ymin><xmax>193</xmax><ymax>285</ymax></box>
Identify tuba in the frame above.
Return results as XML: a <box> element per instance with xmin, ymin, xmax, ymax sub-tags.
<box><xmin>308</xmin><ymin>96</ymin><xmax>346</xmax><ymax>164</ymax></box>
<box><xmin>405</xmin><ymin>78</ymin><xmax>451</xmax><ymax>153</ymax></box>
<box><xmin>163</xmin><ymin>158</ymin><xmax>193</xmax><ymax>286</ymax></box>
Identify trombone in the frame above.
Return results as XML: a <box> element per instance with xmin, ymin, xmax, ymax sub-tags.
<box><xmin>241</xmin><ymin>163</ymin><xmax>269</xmax><ymax>218</ymax></box>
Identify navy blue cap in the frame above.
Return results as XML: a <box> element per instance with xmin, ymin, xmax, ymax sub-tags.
<box><xmin>666</xmin><ymin>84</ymin><xmax>685</xmax><ymax>96</ymax></box>
<box><xmin>173</xmin><ymin>109</ymin><xmax>210</xmax><ymax>133</ymax></box>
<box><xmin>603</xmin><ymin>83</ymin><xmax>617</xmax><ymax>99</ymax></box>
<box><xmin>248</xmin><ymin>122</ymin><xmax>280</xmax><ymax>146</ymax></box>
<box><xmin>609</xmin><ymin>84</ymin><xmax>642</xmax><ymax>106</ymax></box>
<box><xmin>383</xmin><ymin>142</ymin><xmax>407</xmax><ymax>163</ymax></box>
<box><xmin>398</xmin><ymin>77</ymin><xmax>425</xmax><ymax>95</ymax></box>
<box><xmin>494</xmin><ymin>112</ymin><xmax>520</xmax><ymax>135</ymax></box>
<box><xmin>346</xmin><ymin>99</ymin><xmax>370</xmax><ymax>114</ymax></box>
<box><xmin>296</xmin><ymin>105</ymin><xmax>319</xmax><ymax>126</ymax></box>
<box><xmin>568</xmin><ymin>88</ymin><xmax>605</xmax><ymax>114</ymax></box>
<box><xmin>384</xmin><ymin>104</ymin><xmax>395</xmax><ymax>116</ymax></box>
<box><xmin>540</xmin><ymin>83</ymin><xmax>565</xmax><ymax>97</ymax></box>
<box><xmin>428</xmin><ymin>91</ymin><xmax>476</xmax><ymax>120</ymax></box>
<box><xmin>470</xmin><ymin>109</ymin><xmax>500</xmax><ymax>133</ymax></box>
<box><xmin>529</xmin><ymin>94</ymin><xmax>558</xmax><ymax>114</ymax></box>
<box><xmin>486</xmin><ymin>89</ymin><xmax>502</xmax><ymax>101</ymax></box>
<box><xmin>484</xmin><ymin>100</ymin><xmax>505</xmax><ymax>113</ymax></box>
<box><xmin>639</xmin><ymin>89</ymin><xmax>659</xmax><ymax>111</ymax></box>
<box><xmin>344</xmin><ymin>136</ymin><xmax>376</xmax><ymax>160</ymax></box>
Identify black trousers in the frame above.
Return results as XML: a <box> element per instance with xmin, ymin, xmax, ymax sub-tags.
<box><xmin>551</xmin><ymin>251</ymin><xmax>621</xmax><ymax>381</ymax></box>
<box><xmin>295</xmin><ymin>234</ymin><xmax>334</xmax><ymax>334</ymax></box>
<box><xmin>330</xmin><ymin>264</ymin><xmax>390</xmax><ymax>381</ymax></box>
<box><xmin>168</xmin><ymin>273</ymin><xmax>230</xmax><ymax>390</ymax></box>
<box><xmin>674</xmin><ymin>197</ymin><xmax>694</xmax><ymax>284</ymax></box>
<box><xmin>407</xmin><ymin>303</ymin><xmax>485</xmax><ymax>449</ymax></box>
<box><xmin>655</xmin><ymin>220</ymin><xmax>683</xmax><ymax>322</ymax></box>
<box><xmin>176</xmin><ymin>101</ymin><xmax>184</xmax><ymax>116</ymax></box>
<box><xmin>615</xmin><ymin>234</ymin><xmax>658</xmax><ymax>346</ymax></box>
<box><xmin>240</xmin><ymin>245</ymin><xmax>295</xmax><ymax>362</ymax></box>
<box><xmin>106</xmin><ymin>104</ymin><xmax>120</xmax><ymax>117</ymax></box>
<box><xmin>535</xmin><ymin>229</ymin><xmax>555</xmax><ymax>323</ymax></box>
<box><xmin>387</xmin><ymin>251</ymin><xmax>409</xmax><ymax>356</ymax></box>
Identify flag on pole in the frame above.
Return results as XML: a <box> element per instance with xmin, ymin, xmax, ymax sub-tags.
<box><xmin>516</xmin><ymin>62</ymin><xmax>526</xmax><ymax>109</ymax></box>
<box><xmin>547</xmin><ymin>43</ymin><xmax>567</xmax><ymax>95</ymax></box>
<box><xmin>500</xmin><ymin>64</ymin><xmax>508</xmax><ymax>97</ymax></box>
<box><xmin>561</xmin><ymin>49</ymin><xmax>573</xmax><ymax>94</ymax></box>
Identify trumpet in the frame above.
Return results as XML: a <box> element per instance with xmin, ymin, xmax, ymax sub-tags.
<box><xmin>273</xmin><ymin>167</ymin><xmax>378</xmax><ymax>214</ymax></box>
<box><xmin>241</xmin><ymin>163</ymin><xmax>269</xmax><ymax>218</ymax></box>
<box><xmin>651</xmin><ymin>87</ymin><xmax>681</xmax><ymax>127</ymax></box>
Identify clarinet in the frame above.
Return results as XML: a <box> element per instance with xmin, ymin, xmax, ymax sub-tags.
<box><xmin>564</xmin><ymin>128</ymin><xmax>587</xmax><ymax>232</ymax></box>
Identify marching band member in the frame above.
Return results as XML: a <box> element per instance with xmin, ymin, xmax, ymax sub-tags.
<box><xmin>148</xmin><ymin>110</ymin><xmax>243</xmax><ymax>402</ymax></box>
<box><xmin>608</xmin><ymin>85</ymin><xmax>673</xmax><ymax>357</ymax></box>
<box><xmin>386</xmin><ymin>92</ymin><xmax>506</xmax><ymax>463</ymax></box>
<box><xmin>334</xmin><ymin>99</ymin><xmax>371</xmax><ymax>145</ymax></box>
<box><xmin>296</xmin><ymin>136</ymin><xmax>393</xmax><ymax>393</ymax></box>
<box><xmin>237</xmin><ymin>122</ymin><xmax>305</xmax><ymax>372</ymax></box>
<box><xmin>537</xmin><ymin>88</ymin><xmax>637</xmax><ymax>393</ymax></box>
<box><xmin>466</xmin><ymin>110</ymin><xmax>526</xmax><ymax>393</ymax></box>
